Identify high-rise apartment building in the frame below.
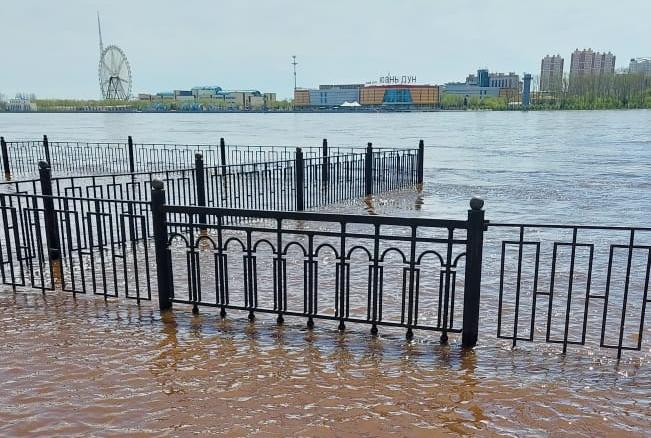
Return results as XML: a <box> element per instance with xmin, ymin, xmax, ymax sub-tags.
<box><xmin>629</xmin><ymin>57</ymin><xmax>651</xmax><ymax>76</ymax></box>
<box><xmin>569</xmin><ymin>49</ymin><xmax>616</xmax><ymax>78</ymax></box>
<box><xmin>540</xmin><ymin>55</ymin><xmax>564</xmax><ymax>91</ymax></box>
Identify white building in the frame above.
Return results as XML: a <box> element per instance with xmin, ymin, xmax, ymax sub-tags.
<box><xmin>442</xmin><ymin>83</ymin><xmax>500</xmax><ymax>98</ymax></box>
<box><xmin>629</xmin><ymin>57</ymin><xmax>651</xmax><ymax>76</ymax></box>
<box><xmin>7</xmin><ymin>98</ymin><xmax>37</xmax><ymax>112</ymax></box>
<box><xmin>488</xmin><ymin>72</ymin><xmax>520</xmax><ymax>89</ymax></box>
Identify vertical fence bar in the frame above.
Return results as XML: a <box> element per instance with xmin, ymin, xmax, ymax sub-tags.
<box><xmin>151</xmin><ymin>179</ymin><xmax>173</xmax><ymax>311</ymax></box>
<box><xmin>462</xmin><ymin>197</ymin><xmax>485</xmax><ymax>348</ymax></box>
<box><xmin>128</xmin><ymin>135</ymin><xmax>135</xmax><ymax>173</ymax></box>
<box><xmin>220</xmin><ymin>137</ymin><xmax>227</xmax><ymax>172</ymax></box>
<box><xmin>38</xmin><ymin>161</ymin><xmax>61</xmax><ymax>262</ymax></box>
<box><xmin>1</xmin><ymin>137</ymin><xmax>10</xmax><ymax>179</ymax></box>
<box><xmin>43</xmin><ymin>135</ymin><xmax>51</xmax><ymax>166</ymax></box>
<box><xmin>322</xmin><ymin>138</ymin><xmax>329</xmax><ymax>186</ymax></box>
<box><xmin>295</xmin><ymin>147</ymin><xmax>305</xmax><ymax>211</ymax></box>
<box><xmin>195</xmin><ymin>153</ymin><xmax>207</xmax><ymax>232</ymax></box>
<box><xmin>417</xmin><ymin>139</ymin><xmax>424</xmax><ymax>187</ymax></box>
<box><xmin>126</xmin><ymin>135</ymin><xmax>137</xmax><ymax>242</ymax></box>
<box><xmin>365</xmin><ymin>142</ymin><xmax>373</xmax><ymax>197</ymax></box>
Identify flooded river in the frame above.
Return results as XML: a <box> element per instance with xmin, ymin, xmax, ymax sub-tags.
<box><xmin>0</xmin><ymin>111</ymin><xmax>650</xmax><ymax>436</ymax></box>
<box><xmin>1</xmin><ymin>291</ymin><xmax>649</xmax><ymax>436</ymax></box>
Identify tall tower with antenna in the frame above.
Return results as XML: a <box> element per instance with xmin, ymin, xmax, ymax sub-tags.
<box><xmin>291</xmin><ymin>55</ymin><xmax>298</xmax><ymax>90</ymax></box>
<box><xmin>97</xmin><ymin>12</ymin><xmax>104</xmax><ymax>55</ymax></box>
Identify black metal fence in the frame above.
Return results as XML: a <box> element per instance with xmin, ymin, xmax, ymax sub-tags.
<box><xmin>0</xmin><ymin>135</ymin><xmax>411</xmax><ymax>177</ymax></box>
<box><xmin>1</xmin><ymin>181</ymin><xmax>649</xmax><ymax>356</ymax></box>
<box><xmin>0</xmin><ymin>141</ymin><xmax>423</xmax><ymax>310</ymax></box>
<box><xmin>486</xmin><ymin>223</ymin><xmax>650</xmax><ymax>359</ymax></box>
<box><xmin>0</xmin><ymin>137</ymin><xmax>648</xmax><ymax>357</ymax></box>
<box><xmin>151</xmin><ymin>180</ymin><xmax>486</xmax><ymax>347</ymax></box>
<box><xmin>0</xmin><ymin>144</ymin><xmax>420</xmax><ymax>215</ymax></box>
<box><xmin>0</xmin><ymin>191</ymin><xmax>153</xmax><ymax>301</ymax></box>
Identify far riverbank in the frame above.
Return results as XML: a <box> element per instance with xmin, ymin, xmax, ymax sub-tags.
<box><xmin>2</xmin><ymin>105</ymin><xmax>651</xmax><ymax>114</ymax></box>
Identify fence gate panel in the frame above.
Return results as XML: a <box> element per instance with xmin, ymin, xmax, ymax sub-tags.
<box><xmin>489</xmin><ymin>223</ymin><xmax>651</xmax><ymax>358</ymax></box>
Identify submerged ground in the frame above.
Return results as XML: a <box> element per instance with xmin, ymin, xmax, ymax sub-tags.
<box><xmin>0</xmin><ymin>290</ymin><xmax>649</xmax><ymax>436</ymax></box>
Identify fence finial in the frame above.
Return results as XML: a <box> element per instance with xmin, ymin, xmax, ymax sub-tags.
<box><xmin>470</xmin><ymin>197</ymin><xmax>484</xmax><ymax>210</ymax></box>
<box><xmin>151</xmin><ymin>179</ymin><xmax>165</xmax><ymax>190</ymax></box>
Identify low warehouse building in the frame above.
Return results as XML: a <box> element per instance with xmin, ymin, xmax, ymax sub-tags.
<box><xmin>360</xmin><ymin>85</ymin><xmax>440</xmax><ymax>107</ymax></box>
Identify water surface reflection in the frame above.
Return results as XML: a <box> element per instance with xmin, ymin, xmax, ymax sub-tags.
<box><xmin>1</xmin><ymin>291</ymin><xmax>648</xmax><ymax>436</ymax></box>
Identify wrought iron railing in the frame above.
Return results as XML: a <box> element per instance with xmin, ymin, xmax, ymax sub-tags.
<box><xmin>0</xmin><ymin>145</ymin><xmax>420</xmax><ymax>214</ymax></box>
<box><xmin>486</xmin><ymin>223</ymin><xmax>651</xmax><ymax>358</ymax></box>
<box><xmin>0</xmin><ymin>138</ymin><xmax>648</xmax><ymax>357</ymax></box>
<box><xmin>0</xmin><ymin>144</ymin><xmax>422</xmax><ymax>310</ymax></box>
<box><xmin>0</xmin><ymin>135</ymin><xmax>414</xmax><ymax>177</ymax></box>
<box><xmin>0</xmin><ymin>192</ymin><xmax>153</xmax><ymax>301</ymax></box>
<box><xmin>151</xmin><ymin>180</ymin><xmax>486</xmax><ymax>346</ymax></box>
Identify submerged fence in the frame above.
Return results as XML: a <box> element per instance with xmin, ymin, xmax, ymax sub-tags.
<box><xmin>0</xmin><ymin>191</ymin><xmax>153</xmax><ymax>301</ymax></box>
<box><xmin>147</xmin><ymin>182</ymin><xmax>650</xmax><ymax>357</ymax></box>
<box><xmin>152</xmin><ymin>182</ymin><xmax>485</xmax><ymax>347</ymax></box>
<box><xmin>0</xmin><ymin>135</ymin><xmax>412</xmax><ymax>177</ymax></box>
<box><xmin>0</xmin><ymin>142</ymin><xmax>420</xmax><ymax>226</ymax></box>
<box><xmin>0</xmin><ymin>139</ymin><xmax>423</xmax><ymax>311</ymax></box>
<box><xmin>0</xmin><ymin>137</ymin><xmax>648</xmax><ymax>358</ymax></box>
<box><xmin>487</xmin><ymin>223</ymin><xmax>650</xmax><ymax>359</ymax></box>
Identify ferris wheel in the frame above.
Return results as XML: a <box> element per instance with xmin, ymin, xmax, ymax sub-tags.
<box><xmin>97</xmin><ymin>13</ymin><xmax>132</xmax><ymax>100</ymax></box>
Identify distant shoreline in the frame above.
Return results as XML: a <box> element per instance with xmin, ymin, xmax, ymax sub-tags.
<box><xmin>2</xmin><ymin>107</ymin><xmax>649</xmax><ymax>114</ymax></box>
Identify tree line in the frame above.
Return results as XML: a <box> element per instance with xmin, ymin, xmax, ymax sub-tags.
<box><xmin>531</xmin><ymin>72</ymin><xmax>651</xmax><ymax>110</ymax></box>
<box><xmin>437</xmin><ymin>73</ymin><xmax>651</xmax><ymax>111</ymax></box>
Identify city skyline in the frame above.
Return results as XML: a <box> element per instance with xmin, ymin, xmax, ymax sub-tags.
<box><xmin>1</xmin><ymin>0</ymin><xmax>650</xmax><ymax>99</ymax></box>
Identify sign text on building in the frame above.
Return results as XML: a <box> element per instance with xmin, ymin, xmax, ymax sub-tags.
<box><xmin>379</xmin><ymin>74</ymin><xmax>417</xmax><ymax>85</ymax></box>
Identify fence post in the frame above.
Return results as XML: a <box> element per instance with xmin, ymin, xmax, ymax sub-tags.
<box><xmin>219</xmin><ymin>137</ymin><xmax>227</xmax><ymax>173</ymax></box>
<box><xmin>417</xmin><ymin>139</ymin><xmax>424</xmax><ymax>187</ymax></box>
<box><xmin>195</xmin><ymin>153</ymin><xmax>207</xmax><ymax>232</ymax></box>
<box><xmin>321</xmin><ymin>138</ymin><xmax>329</xmax><ymax>186</ymax></box>
<box><xmin>38</xmin><ymin>161</ymin><xmax>61</xmax><ymax>262</ymax></box>
<box><xmin>1</xmin><ymin>137</ymin><xmax>10</xmax><ymax>179</ymax></box>
<box><xmin>151</xmin><ymin>179</ymin><xmax>173</xmax><ymax>311</ymax></box>
<box><xmin>295</xmin><ymin>147</ymin><xmax>304</xmax><ymax>211</ymax></box>
<box><xmin>43</xmin><ymin>135</ymin><xmax>51</xmax><ymax>166</ymax></box>
<box><xmin>462</xmin><ymin>197</ymin><xmax>485</xmax><ymax>348</ymax></box>
<box><xmin>125</xmin><ymin>136</ymin><xmax>137</xmax><ymax>242</ymax></box>
<box><xmin>128</xmin><ymin>135</ymin><xmax>135</xmax><ymax>173</ymax></box>
<box><xmin>365</xmin><ymin>142</ymin><xmax>373</xmax><ymax>197</ymax></box>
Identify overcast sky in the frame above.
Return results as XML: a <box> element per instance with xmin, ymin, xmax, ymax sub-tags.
<box><xmin>1</xmin><ymin>0</ymin><xmax>650</xmax><ymax>99</ymax></box>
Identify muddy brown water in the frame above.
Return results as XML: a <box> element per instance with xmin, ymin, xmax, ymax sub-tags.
<box><xmin>1</xmin><ymin>289</ymin><xmax>649</xmax><ymax>437</ymax></box>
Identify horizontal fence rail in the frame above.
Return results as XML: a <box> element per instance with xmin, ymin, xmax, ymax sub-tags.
<box><xmin>0</xmin><ymin>135</ymin><xmax>415</xmax><ymax>178</ymax></box>
<box><xmin>486</xmin><ymin>223</ymin><xmax>651</xmax><ymax>358</ymax></box>
<box><xmin>151</xmin><ymin>180</ymin><xmax>486</xmax><ymax>346</ymax></box>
